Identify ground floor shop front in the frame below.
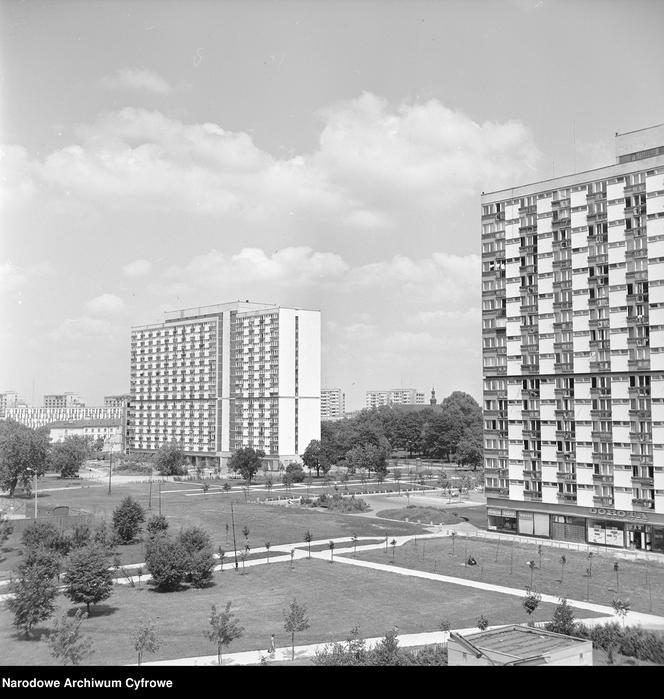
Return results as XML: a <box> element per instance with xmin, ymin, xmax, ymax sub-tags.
<box><xmin>486</xmin><ymin>498</ymin><xmax>664</xmax><ymax>553</ymax></box>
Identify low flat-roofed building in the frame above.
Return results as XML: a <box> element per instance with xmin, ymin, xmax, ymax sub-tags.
<box><xmin>448</xmin><ymin>625</ymin><xmax>593</xmax><ymax>666</ymax></box>
<box><xmin>46</xmin><ymin>419</ymin><xmax>124</xmax><ymax>452</ymax></box>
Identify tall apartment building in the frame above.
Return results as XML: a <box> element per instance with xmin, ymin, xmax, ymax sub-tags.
<box><xmin>366</xmin><ymin>389</ymin><xmax>425</xmax><ymax>409</ymax></box>
<box><xmin>0</xmin><ymin>391</ymin><xmax>22</xmax><ymax>418</ymax></box>
<box><xmin>321</xmin><ymin>388</ymin><xmax>345</xmax><ymax>420</ymax></box>
<box><xmin>481</xmin><ymin>124</ymin><xmax>664</xmax><ymax>553</ymax></box>
<box><xmin>127</xmin><ymin>301</ymin><xmax>321</xmax><ymax>470</ymax></box>
<box><xmin>6</xmin><ymin>405</ymin><xmax>125</xmax><ymax>430</ymax></box>
<box><xmin>44</xmin><ymin>393</ymin><xmax>85</xmax><ymax>408</ymax></box>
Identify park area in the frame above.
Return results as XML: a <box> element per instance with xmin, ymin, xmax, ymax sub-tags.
<box><xmin>0</xmin><ymin>554</ymin><xmax>587</xmax><ymax>666</ymax></box>
<box><xmin>356</xmin><ymin>535</ymin><xmax>664</xmax><ymax>616</ymax></box>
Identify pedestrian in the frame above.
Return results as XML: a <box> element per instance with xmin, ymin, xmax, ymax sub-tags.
<box><xmin>269</xmin><ymin>633</ymin><xmax>276</xmax><ymax>654</ymax></box>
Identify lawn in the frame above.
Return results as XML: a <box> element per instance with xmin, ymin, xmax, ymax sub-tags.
<box><xmin>356</xmin><ymin>537</ymin><xmax>664</xmax><ymax>615</ymax></box>
<box><xmin>0</xmin><ymin>481</ymin><xmax>428</xmax><ymax>577</ymax></box>
<box><xmin>0</xmin><ymin>557</ymin><xmax>580</xmax><ymax>666</ymax></box>
<box><xmin>376</xmin><ymin>505</ymin><xmax>484</xmax><ymax>527</ymax></box>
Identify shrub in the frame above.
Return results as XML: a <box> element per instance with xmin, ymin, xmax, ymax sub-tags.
<box><xmin>22</xmin><ymin>521</ymin><xmax>71</xmax><ymax>556</ymax></box>
<box><xmin>62</xmin><ymin>544</ymin><xmax>113</xmax><ymax>615</ymax></box>
<box><xmin>93</xmin><ymin>520</ymin><xmax>119</xmax><ymax>553</ymax></box>
<box><xmin>314</xmin><ymin>493</ymin><xmax>369</xmax><ymax>513</ymax></box>
<box><xmin>177</xmin><ymin>526</ymin><xmax>214</xmax><ymax>588</ymax></box>
<box><xmin>112</xmin><ymin>497</ymin><xmax>145</xmax><ymax>544</ymax></box>
<box><xmin>545</xmin><ymin>599</ymin><xmax>576</xmax><ymax>636</ymax></box>
<box><xmin>145</xmin><ymin>535</ymin><xmax>188</xmax><ymax>591</ymax></box>
<box><xmin>574</xmin><ymin>622</ymin><xmax>664</xmax><ymax>664</ymax></box>
<box><xmin>146</xmin><ymin>515</ymin><xmax>169</xmax><ymax>537</ymax></box>
<box><xmin>285</xmin><ymin>463</ymin><xmax>305</xmax><ymax>483</ymax></box>
<box><xmin>70</xmin><ymin>523</ymin><xmax>91</xmax><ymax>549</ymax></box>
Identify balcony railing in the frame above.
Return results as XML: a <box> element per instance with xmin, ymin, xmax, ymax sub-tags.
<box><xmin>556</xmin><ymin>472</ymin><xmax>576</xmax><ymax>482</ymax></box>
<box><xmin>592</xmin><ymin>473</ymin><xmax>613</xmax><ymax>483</ymax></box>
<box><xmin>557</xmin><ymin>492</ymin><xmax>577</xmax><ymax>502</ymax></box>
<box><xmin>485</xmin><ymin>487</ymin><xmax>509</xmax><ymax>497</ymax></box>
<box><xmin>523</xmin><ymin>491</ymin><xmax>542</xmax><ymax>500</ymax></box>
<box><xmin>593</xmin><ymin>496</ymin><xmax>614</xmax><ymax>506</ymax></box>
<box><xmin>632</xmin><ymin>498</ymin><xmax>655</xmax><ymax>510</ymax></box>
<box><xmin>632</xmin><ymin>476</ymin><xmax>654</xmax><ymax>487</ymax></box>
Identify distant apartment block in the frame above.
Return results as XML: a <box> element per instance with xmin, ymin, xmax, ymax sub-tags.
<box><xmin>481</xmin><ymin>123</ymin><xmax>664</xmax><ymax>552</ymax></box>
<box><xmin>127</xmin><ymin>301</ymin><xmax>321</xmax><ymax>470</ymax></box>
<box><xmin>321</xmin><ymin>388</ymin><xmax>345</xmax><ymax>420</ymax></box>
<box><xmin>0</xmin><ymin>391</ymin><xmax>23</xmax><ymax>418</ymax></box>
<box><xmin>366</xmin><ymin>389</ymin><xmax>425</xmax><ymax>409</ymax></box>
<box><xmin>6</xmin><ymin>406</ymin><xmax>125</xmax><ymax>430</ymax></box>
<box><xmin>44</xmin><ymin>392</ymin><xmax>85</xmax><ymax>408</ymax></box>
<box><xmin>47</xmin><ymin>419</ymin><xmax>124</xmax><ymax>452</ymax></box>
<box><xmin>104</xmin><ymin>394</ymin><xmax>132</xmax><ymax>407</ymax></box>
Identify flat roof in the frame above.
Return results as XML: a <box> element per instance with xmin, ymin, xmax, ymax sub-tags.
<box><xmin>45</xmin><ymin>419</ymin><xmax>122</xmax><ymax>429</ymax></box>
<box><xmin>461</xmin><ymin>625</ymin><xmax>589</xmax><ymax>658</ymax></box>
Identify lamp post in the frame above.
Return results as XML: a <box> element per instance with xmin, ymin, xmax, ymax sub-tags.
<box><xmin>26</xmin><ymin>468</ymin><xmax>38</xmax><ymax>518</ymax></box>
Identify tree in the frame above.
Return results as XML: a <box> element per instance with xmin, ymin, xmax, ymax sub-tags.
<box><xmin>523</xmin><ymin>590</ymin><xmax>542</xmax><ymax>626</ymax></box>
<box><xmin>328</xmin><ymin>540</ymin><xmax>335</xmax><ymax>563</ymax></box>
<box><xmin>283</xmin><ymin>598</ymin><xmax>310</xmax><ymax>660</ymax></box>
<box><xmin>611</xmin><ymin>598</ymin><xmax>631</xmax><ymax>628</ymax></box>
<box><xmin>302</xmin><ymin>439</ymin><xmax>330</xmax><ymax>478</ymax></box>
<box><xmin>7</xmin><ymin>557</ymin><xmax>59</xmax><ymax>637</ymax></box>
<box><xmin>178</xmin><ymin>527</ymin><xmax>215</xmax><ymax>588</ymax></box>
<box><xmin>22</xmin><ymin>521</ymin><xmax>71</xmax><ymax>556</ymax></box>
<box><xmin>49</xmin><ymin>436</ymin><xmax>90</xmax><ymax>478</ymax></box>
<box><xmin>207</xmin><ymin>602</ymin><xmax>244</xmax><ymax>665</ymax></box>
<box><xmin>545</xmin><ymin>598</ymin><xmax>576</xmax><ymax>636</ymax></box>
<box><xmin>477</xmin><ymin>614</ymin><xmax>489</xmax><ymax>631</ymax></box>
<box><xmin>614</xmin><ymin>561</ymin><xmax>620</xmax><ymax>593</ymax></box>
<box><xmin>0</xmin><ymin>511</ymin><xmax>13</xmax><ymax>551</ymax></box>
<box><xmin>153</xmin><ymin>441</ymin><xmax>187</xmax><ymax>476</ymax></box>
<box><xmin>390</xmin><ymin>538</ymin><xmax>397</xmax><ymax>559</ymax></box>
<box><xmin>304</xmin><ymin>530</ymin><xmax>313</xmax><ymax>559</ymax></box>
<box><xmin>63</xmin><ymin>544</ymin><xmax>113</xmax><ymax>615</ymax></box>
<box><xmin>93</xmin><ymin>520</ymin><xmax>119</xmax><ymax>554</ymax></box>
<box><xmin>0</xmin><ymin>419</ymin><xmax>50</xmax><ymax>497</ymax></box>
<box><xmin>560</xmin><ymin>554</ymin><xmax>567</xmax><ymax>583</ymax></box>
<box><xmin>454</xmin><ymin>424</ymin><xmax>483</xmax><ymax>471</ymax></box>
<box><xmin>146</xmin><ymin>514</ymin><xmax>169</xmax><ymax>537</ymax></box>
<box><xmin>134</xmin><ymin>617</ymin><xmax>161</xmax><ymax>666</ymax></box>
<box><xmin>46</xmin><ymin>609</ymin><xmax>92</xmax><ymax>665</ymax></box>
<box><xmin>112</xmin><ymin>496</ymin><xmax>145</xmax><ymax>544</ymax></box>
<box><xmin>527</xmin><ymin>560</ymin><xmax>536</xmax><ymax>589</ymax></box>
<box><xmin>285</xmin><ymin>462</ymin><xmax>305</xmax><ymax>483</ymax></box>
<box><xmin>371</xmin><ymin>629</ymin><xmax>402</xmax><ymax>666</ymax></box>
<box><xmin>145</xmin><ymin>535</ymin><xmax>188</xmax><ymax>591</ymax></box>
<box><xmin>228</xmin><ymin>447</ymin><xmax>264</xmax><ymax>484</ymax></box>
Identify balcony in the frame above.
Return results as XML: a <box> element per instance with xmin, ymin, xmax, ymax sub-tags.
<box><xmin>523</xmin><ymin>491</ymin><xmax>542</xmax><ymax>501</ymax></box>
<box><xmin>592</xmin><ymin>473</ymin><xmax>614</xmax><ymax>483</ymax></box>
<box><xmin>485</xmin><ymin>487</ymin><xmax>509</xmax><ymax>497</ymax></box>
<box><xmin>628</xmin><ymin>360</ymin><xmax>650</xmax><ymax>371</ymax></box>
<box><xmin>557</xmin><ymin>492</ymin><xmax>578</xmax><ymax>502</ymax></box>
<box><xmin>632</xmin><ymin>476</ymin><xmax>654</xmax><ymax>487</ymax></box>
<box><xmin>593</xmin><ymin>496</ymin><xmax>614</xmax><ymax>506</ymax></box>
<box><xmin>523</xmin><ymin>470</ymin><xmax>542</xmax><ymax>479</ymax></box>
<box><xmin>630</xmin><ymin>454</ymin><xmax>653</xmax><ymax>465</ymax></box>
<box><xmin>632</xmin><ymin>498</ymin><xmax>655</xmax><ymax>510</ymax></box>
<box><xmin>556</xmin><ymin>472</ymin><xmax>576</xmax><ymax>482</ymax></box>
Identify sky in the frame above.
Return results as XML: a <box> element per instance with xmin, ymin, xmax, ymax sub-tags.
<box><xmin>1</xmin><ymin>0</ymin><xmax>664</xmax><ymax>410</ymax></box>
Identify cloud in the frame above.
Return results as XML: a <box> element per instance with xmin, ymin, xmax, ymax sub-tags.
<box><xmin>50</xmin><ymin>316</ymin><xmax>117</xmax><ymax>342</ymax></box>
<box><xmin>2</xmin><ymin>96</ymin><xmax>539</xmax><ymax>230</ymax></box>
<box><xmin>101</xmin><ymin>67</ymin><xmax>173</xmax><ymax>95</ymax></box>
<box><xmin>0</xmin><ymin>260</ymin><xmax>52</xmax><ymax>294</ymax></box>
<box><xmin>0</xmin><ymin>145</ymin><xmax>36</xmax><ymax>208</ymax></box>
<box><xmin>122</xmin><ymin>259</ymin><xmax>152</xmax><ymax>277</ymax></box>
<box><xmin>86</xmin><ymin>293</ymin><xmax>125</xmax><ymax>315</ymax></box>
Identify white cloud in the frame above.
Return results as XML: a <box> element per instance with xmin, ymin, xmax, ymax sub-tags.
<box><xmin>2</xmin><ymin>96</ymin><xmax>539</xmax><ymax>231</ymax></box>
<box><xmin>0</xmin><ymin>145</ymin><xmax>36</xmax><ymax>208</ymax></box>
<box><xmin>86</xmin><ymin>293</ymin><xmax>124</xmax><ymax>315</ymax></box>
<box><xmin>101</xmin><ymin>67</ymin><xmax>173</xmax><ymax>95</ymax></box>
<box><xmin>50</xmin><ymin>316</ymin><xmax>116</xmax><ymax>342</ymax></box>
<box><xmin>122</xmin><ymin>259</ymin><xmax>152</xmax><ymax>277</ymax></box>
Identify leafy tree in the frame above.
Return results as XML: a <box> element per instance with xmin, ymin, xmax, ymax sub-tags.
<box><xmin>22</xmin><ymin>521</ymin><xmax>72</xmax><ymax>556</ymax></box>
<box><xmin>228</xmin><ymin>447</ymin><xmax>264</xmax><ymax>484</ymax></box>
<box><xmin>70</xmin><ymin>523</ymin><xmax>91</xmax><ymax>549</ymax></box>
<box><xmin>545</xmin><ymin>598</ymin><xmax>576</xmax><ymax>636</ymax></box>
<box><xmin>7</xmin><ymin>557</ymin><xmax>59</xmax><ymax>636</ymax></box>
<box><xmin>146</xmin><ymin>514</ymin><xmax>169</xmax><ymax>537</ymax></box>
<box><xmin>49</xmin><ymin>436</ymin><xmax>90</xmax><ymax>478</ymax></box>
<box><xmin>477</xmin><ymin>615</ymin><xmax>489</xmax><ymax>631</ymax></box>
<box><xmin>371</xmin><ymin>629</ymin><xmax>402</xmax><ymax>666</ymax></box>
<box><xmin>153</xmin><ymin>441</ymin><xmax>187</xmax><ymax>476</ymax></box>
<box><xmin>177</xmin><ymin>527</ymin><xmax>214</xmax><ymax>588</ymax></box>
<box><xmin>455</xmin><ymin>424</ymin><xmax>483</xmax><ymax>470</ymax></box>
<box><xmin>285</xmin><ymin>462</ymin><xmax>305</xmax><ymax>483</ymax></box>
<box><xmin>302</xmin><ymin>439</ymin><xmax>330</xmax><ymax>477</ymax></box>
<box><xmin>134</xmin><ymin>617</ymin><xmax>161</xmax><ymax>666</ymax></box>
<box><xmin>560</xmin><ymin>554</ymin><xmax>567</xmax><ymax>583</ymax></box>
<box><xmin>283</xmin><ymin>598</ymin><xmax>310</xmax><ymax>660</ymax></box>
<box><xmin>206</xmin><ymin>602</ymin><xmax>244</xmax><ymax>665</ymax></box>
<box><xmin>612</xmin><ymin>598</ymin><xmax>631</xmax><ymax>628</ymax></box>
<box><xmin>144</xmin><ymin>535</ymin><xmax>188</xmax><ymax>591</ymax></box>
<box><xmin>0</xmin><ymin>419</ymin><xmax>50</xmax><ymax>497</ymax></box>
<box><xmin>328</xmin><ymin>540</ymin><xmax>335</xmax><ymax>563</ymax></box>
<box><xmin>304</xmin><ymin>530</ymin><xmax>313</xmax><ymax>559</ymax></box>
<box><xmin>523</xmin><ymin>590</ymin><xmax>542</xmax><ymax>625</ymax></box>
<box><xmin>46</xmin><ymin>609</ymin><xmax>92</xmax><ymax>665</ymax></box>
<box><xmin>112</xmin><ymin>496</ymin><xmax>145</xmax><ymax>544</ymax></box>
<box><xmin>0</xmin><ymin>511</ymin><xmax>13</xmax><ymax>551</ymax></box>
<box><xmin>62</xmin><ymin>544</ymin><xmax>114</xmax><ymax>615</ymax></box>
<box><xmin>93</xmin><ymin>520</ymin><xmax>119</xmax><ymax>554</ymax></box>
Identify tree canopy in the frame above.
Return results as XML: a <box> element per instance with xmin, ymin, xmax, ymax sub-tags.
<box><xmin>153</xmin><ymin>442</ymin><xmax>187</xmax><ymax>476</ymax></box>
<box><xmin>49</xmin><ymin>436</ymin><xmax>90</xmax><ymax>478</ymax></box>
<box><xmin>0</xmin><ymin>419</ymin><xmax>50</xmax><ymax>497</ymax></box>
<box><xmin>228</xmin><ymin>447</ymin><xmax>264</xmax><ymax>483</ymax></box>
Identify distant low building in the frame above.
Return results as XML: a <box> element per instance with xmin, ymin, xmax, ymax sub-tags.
<box><xmin>46</xmin><ymin>419</ymin><xmax>124</xmax><ymax>452</ymax></box>
<box><xmin>104</xmin><ymin>394</ymin><xmax>132</xmax><ymax>407</ymax></box>
<box><xmin>0</xmin><ymin>391</ymin><xmax>23</xmax><ymax>418</ymax></box>
<box><xmin>321</xmin><ymin>388</ymin><xmax>345</xmax><ymax>420</ymax></box>
<box><xmin>448</xmin><ymin>626</ymin><xmax>592</xmax><ymax>666</ymax></box>
<box><xmin>6</xmin><ymin>406</ymin><xmax>125</xmax><ymax>430</ymax></box>
<box><xmin>44</xmin><ymin>393</ymin><xmax>85</xmax><ymax>408</ymax></box>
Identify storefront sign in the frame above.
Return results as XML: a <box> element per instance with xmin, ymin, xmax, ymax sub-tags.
<box><xmin>590</xmin><ymin>508</ymin><xmax>648</xmax><ymax>521</ymax></box>
<box><xmin>487</xmin><ymin>508</ymin><xmax>502</xmax><ymax>517</ymax></box>
<box><xmin>501</xmin><ymin>510</ymin><xmax>517</xmax><ymax>518</ymax></box>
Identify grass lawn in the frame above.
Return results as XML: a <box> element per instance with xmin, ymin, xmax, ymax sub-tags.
<box><xmin>376</xmin><ymin>505</ymin><xmax>484</xmax><ymax>527</ymax></box>
<box><xmin>0</xmin><ymin>482</ymin><xmax>428</xmax><ymax>577</ymax></box>
<box><xmin>356</xmin><ymin>538</ymin><xmax>664</xmax><ymax>615</ymax></box>
<box><xmin>0</xmin><ymin>557</ymin><xmax>582</xmax><ymax>666</ymax></box>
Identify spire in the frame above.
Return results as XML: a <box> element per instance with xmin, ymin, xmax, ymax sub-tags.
<box><xmin>430</xmin><ymin>387</ymin><xmax>437</xmax><ymax>405</ymax></box>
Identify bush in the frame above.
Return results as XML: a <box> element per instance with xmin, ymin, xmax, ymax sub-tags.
<box><xmin>177</xmin><ymin>527</ymin><xmax>214</xmax><ymax>588</ymax></box>
<box><xmin>112</xmin><ymin>497</ymin><xmax>145</xmax><ymax>544</ymax></box>
<box><xmin>314</xmin><ymin>493</ymin><xmax>369</xmax><ymax>513</ymax></box>
<box><xmin>574</xmin><ymin>622</ymin><xmax>664</xmax><ymax>664</ymax></box>
<box><xmin>62</xmin><ymin>544</ymin><xmax>113</xmax><ymax>615</ymax></box>
<box><xmin>146</xmin><ymin>515</ymin><xmax>169</xmax><ymax>537</ymax></box>
<box><xmin>285</xmin><ymin>463</ymin><xmax>305</xmax><ymax>483</ymax></box>
<box><xmin>93</xmin><ymin>521</ymin><xmax>119</xmax><ymax>554</ymax></box>
<box><xmin>21</xmin><ymin>521</ymin><xmax>71</xmax><ymax>556</ymax></box>
<box><xmin>145</xmin><ymin>535</ymin><xmax>188</xmax><ymax>591</ymax></box>
<box><xmin>70</xmin><ymin>523</ymin><xmax>91</xmax><ymax>549</ymax></box>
